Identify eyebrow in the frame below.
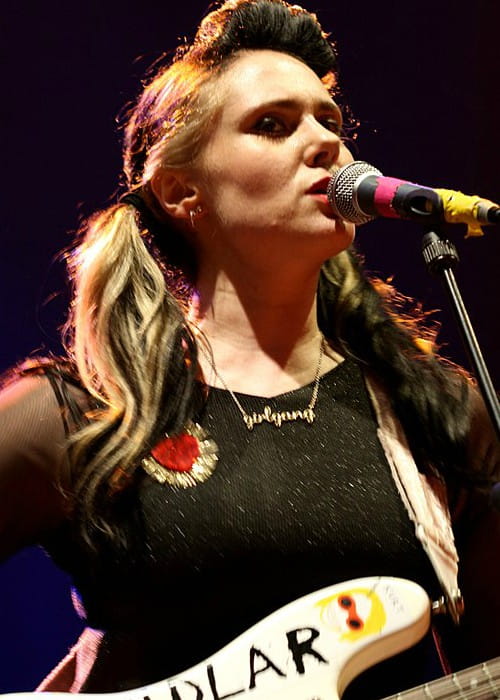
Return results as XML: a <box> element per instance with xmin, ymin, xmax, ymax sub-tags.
<box><xmin>241</xmin><ymin>97</ymin><xmax>343</xmax><ymax>122</ymax></box>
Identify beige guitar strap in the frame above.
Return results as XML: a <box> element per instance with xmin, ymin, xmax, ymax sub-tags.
<box><xmin>365</xmin><ymin>372</ymin><xmax>463</xmax><ymax>623</ymax></box>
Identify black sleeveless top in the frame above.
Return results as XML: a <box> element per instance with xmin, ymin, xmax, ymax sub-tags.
<box><xmin>42</xmin><ymin>358</ymin><xmax>444</xmax><ymax>697</ymax></box>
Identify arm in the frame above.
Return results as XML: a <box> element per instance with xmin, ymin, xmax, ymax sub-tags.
<box><xmin>0</xmin><ymin>373</ymin><xmax>75</xmax><ymax>561</ymax></box>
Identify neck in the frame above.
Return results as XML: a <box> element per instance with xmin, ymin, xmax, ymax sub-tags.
<box><xmin>189</xmin><ymin>263</ymin><xmax>340</xmax><ymax>397</ymax></box>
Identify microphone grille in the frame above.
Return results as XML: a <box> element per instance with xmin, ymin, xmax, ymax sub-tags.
<box><xmin>327</xmin><ymin>161</ymin><xmax>382</xmax><ymax>224</ymax></box>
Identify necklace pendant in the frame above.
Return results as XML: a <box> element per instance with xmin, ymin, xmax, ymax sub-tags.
<box><xmin>241</xmin><ymin>404</ymin><xmax>317</xmax><ymax>430</ymax></box>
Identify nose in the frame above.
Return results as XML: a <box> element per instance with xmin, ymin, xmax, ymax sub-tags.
<box><xmin>303</xmin><ymin>117</ymin><xmax>342</xmax><ymax>169</ymax></box>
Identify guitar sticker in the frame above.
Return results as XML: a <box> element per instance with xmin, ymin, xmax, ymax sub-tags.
<box><xmin>316</xmin><ymin>587</ymin><xmax>387</xmax><ymax>642</ymax></box>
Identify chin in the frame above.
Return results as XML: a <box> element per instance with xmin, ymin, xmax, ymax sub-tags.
<box><xmin>304</xmin><ymin>236</ymin><xmax>353</xmax><ymax>267</ymax></box>
<box><xmin>322</xmin><ymin>218</ymin><xmax>355</xmax><ymax>250</ymax></box>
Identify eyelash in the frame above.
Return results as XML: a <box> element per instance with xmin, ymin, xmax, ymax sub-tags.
<box><xmin>252</xmin><ymin>116</ymin><xmax>288</xmax><ymax>137</ymax></box>
<box><xmin>321</xmin><ymin>117</ymin><xmax>343</xmax><ymax>136</ymax></box>
<box><xmin>252</xmin><ymin>114</ymin><xmax>343</xmax><ymax>138</ymax></box>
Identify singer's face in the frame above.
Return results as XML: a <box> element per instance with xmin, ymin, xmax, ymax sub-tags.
<box><xmin>191</xmin><ymin>50</ymin><xmax>355</xmax><ymax>269</ymax></box>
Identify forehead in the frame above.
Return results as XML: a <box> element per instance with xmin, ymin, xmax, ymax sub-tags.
<box><xmin>217</xmin><ymin>49</ymin><xmax>337</xmax><ymax>113</ymax></box>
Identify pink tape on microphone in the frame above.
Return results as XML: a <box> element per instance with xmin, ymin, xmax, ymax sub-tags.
<box><xmin>373</xmin><ymin>176</ymin><xmax>405</xmax><ymax>218</ymax></box>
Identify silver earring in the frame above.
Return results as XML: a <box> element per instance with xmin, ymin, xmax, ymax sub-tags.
<box><xmin>189</xmin><ymin>205</ymin><xmax>203</xmax><ymax>229</ymax></box>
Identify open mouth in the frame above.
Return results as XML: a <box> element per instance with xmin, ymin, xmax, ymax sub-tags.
<box><xmin>307</xmin><ymin>177</ymin><xmax>331</xmax><ymax>196</ymax></box>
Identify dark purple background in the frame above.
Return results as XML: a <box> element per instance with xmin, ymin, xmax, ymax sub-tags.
<box><xmin>1</xmin><ymin>0</ymin><xmax>499</xmax><ymax>690</ymax></box>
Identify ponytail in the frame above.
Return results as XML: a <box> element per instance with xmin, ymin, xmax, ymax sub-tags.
<box><xmin>64</xmin><ymin>204</ymin><xmax>198</xmax><ymax>533</ymax></box>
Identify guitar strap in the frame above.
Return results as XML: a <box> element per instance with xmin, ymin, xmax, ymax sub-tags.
<box><xmin>365</xmin><ymin>371</ymin><xmax>463</xmax><ymax>624</ymax></box>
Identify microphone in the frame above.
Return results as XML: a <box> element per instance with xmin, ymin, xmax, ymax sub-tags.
<box><xmin>327</xmin><ymin>161</ymin><xmax>500</xmax><ymax>235</ymax></box>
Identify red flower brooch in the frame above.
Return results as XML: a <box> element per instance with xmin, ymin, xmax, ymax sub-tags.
<box><xmin>142</xmin><ymin>422</ymin><xmax>219</xmax><ymax>487</ymax></box>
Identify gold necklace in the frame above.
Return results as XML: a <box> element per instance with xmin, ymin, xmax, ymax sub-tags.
<box><xmin>202</xmin><ymin>337</ymin><xmax>326</xmax><ymax>431</ymax></box>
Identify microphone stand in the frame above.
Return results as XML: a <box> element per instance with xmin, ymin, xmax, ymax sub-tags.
<box><xmin>421</xmin><ymin>229</ymin><xmax>500</xmax><ymax>441</ymax></box>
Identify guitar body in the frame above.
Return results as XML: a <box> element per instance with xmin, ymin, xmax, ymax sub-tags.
<box><xmin>2</xmin><ymin>577</ymin><xmax>430</xmax><ymax>700</ymax></box>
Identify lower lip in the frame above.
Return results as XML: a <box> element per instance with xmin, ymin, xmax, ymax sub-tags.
<box><xmin>309</xmin><ymin>193</ymin><xmax>329</xmax><ymax>204</ymax></box>
<box><xmin>309</xmin><ymin>193</ymin><xmax>338</xmax><ymax>216</ymax></box>
<box><xmin>310</xmin><ymin>192</ymin><xmax>338</xmax><ymax>213</ymax></box>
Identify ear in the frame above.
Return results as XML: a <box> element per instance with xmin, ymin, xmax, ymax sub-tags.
<box><xmin>150</xmin><ymin>169</ymin><xmax>202</xmax><ymax>221</ymax></box>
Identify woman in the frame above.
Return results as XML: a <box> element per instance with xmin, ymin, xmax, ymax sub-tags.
<box><xmin>0</xmin><ymin>0</ymin><xmax>498</xmax><ymax>696</ymax></box>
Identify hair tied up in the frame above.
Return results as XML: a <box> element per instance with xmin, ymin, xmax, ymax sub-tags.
<box><xmin>119</xmin><ymin>191</ymin><xmax>149</xmax><ymax>215</ymax></box>
<box><xmin>119</xmin><ymin>190</ymin><xmax>164</xmax><ymax>244</ymax></box>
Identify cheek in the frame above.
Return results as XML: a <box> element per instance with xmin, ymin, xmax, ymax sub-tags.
<box><xmin>339</xmin><ymin>142</ymin><xmax>354</xmax><ymax>167</ymax></box>
<box><xmin>200</xmin><ymin>139</ymin><xmax>291</xmax><ymax>204</ymax></box>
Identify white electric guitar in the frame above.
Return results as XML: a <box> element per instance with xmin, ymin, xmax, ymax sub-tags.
<box><xmin>3</xmin><ymin>577</ymin><xmax>499</xmax><ymax>699</ymax></box>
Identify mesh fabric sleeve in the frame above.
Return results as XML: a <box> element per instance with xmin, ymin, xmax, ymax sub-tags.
<box><xmin>0</xmin><ymin>373</ymin><xmax>76</xmax><ymax>561</ymax></box>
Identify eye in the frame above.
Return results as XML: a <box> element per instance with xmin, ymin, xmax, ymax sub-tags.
<box><xmin>347</xmin><ymin>618</ymin><xmax>362</xmax><ymax>629</ymax></box>
<box><xmin>319</xmin><ymin>115</ymin><xmax>343</xmax><ymax>135</ymax></box>
<box><xmin>339</xmin><ymin>596</ymin><xmax>353</xmax><ymax>608</ymax></box>
<box><xmin>252</xmin><ymin>115</ymin><xmax>289</xmax><ymax>137</ymax></box>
